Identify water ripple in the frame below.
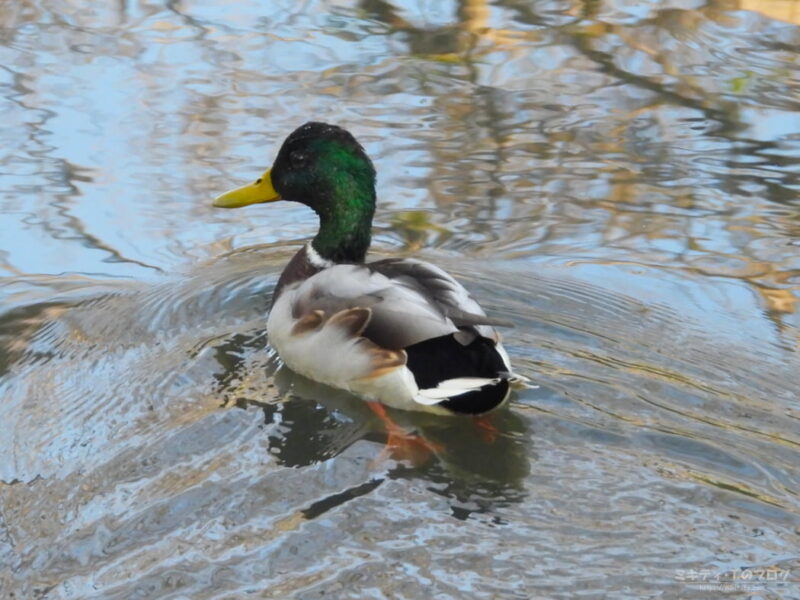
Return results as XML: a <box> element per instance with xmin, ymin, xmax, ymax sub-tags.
<box><xmin>1</xmin><ymin>1</ymin><xmax>800</xmax><ymax>598</ymax></box>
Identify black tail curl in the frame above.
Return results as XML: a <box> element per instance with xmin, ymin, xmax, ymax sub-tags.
<box><xmin>405</xmin><ymin>331</ymin><xmax>510</xmax><ymax>415</ymax></box>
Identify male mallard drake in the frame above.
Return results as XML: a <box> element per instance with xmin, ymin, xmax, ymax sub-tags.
<box><xmin>214</xmin><ymin>122</ymin><xmax>523</xmax><ymax>416</ymax></box>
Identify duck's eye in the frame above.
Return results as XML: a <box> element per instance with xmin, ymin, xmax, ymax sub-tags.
<box><xmin>290</xmin><ymin>150</ymin><xmax>307</xmax><ymax>167</ymax></box>
<box><xmin>255</xmin><ymin>178</ymin><xmax>262</xmax><ymax>184</ymax></box>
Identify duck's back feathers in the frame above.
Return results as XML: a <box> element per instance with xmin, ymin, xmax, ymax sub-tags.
<box><xmin>267</xmin><ymin>249</ymin><xmax>517</xmax><ymax>414</ymax></box>
<box><xmin>286</xmin><ymin>257</ymin><xmax>509</xmax><ymax>349</ymax></box>
<box><xmin>368</xmin><ymin>258</ymin><xmax>513</xmax><ymax>332</ymax></box>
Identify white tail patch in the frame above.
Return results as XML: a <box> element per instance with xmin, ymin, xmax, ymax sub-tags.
<box><xmin>415</xmin><ymin>377</ymin><xmax>501</xmax><ymax>404</ymax></box>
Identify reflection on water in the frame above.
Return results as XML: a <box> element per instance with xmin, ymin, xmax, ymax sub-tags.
<box><xmin>1</xmin><ymin>0</ymin><xmax>799</xmax><ymax>598</ymax></box>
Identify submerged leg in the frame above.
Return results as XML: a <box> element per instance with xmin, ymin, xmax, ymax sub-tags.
<box><xmin>367</xmin><ymin>401</ymin><xmax>442</xmax><ymax>466</ymax></box>
<box><xmin>472</xmin><ymin>413</ymin><xmax>499</xmax><ymax>444</ymax></box>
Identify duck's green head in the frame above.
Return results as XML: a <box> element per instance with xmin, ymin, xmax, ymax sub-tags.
<box><xmin>214</xmin><ymin>122</ymin><xmax>376</xmax><ymax>262</ymax></box>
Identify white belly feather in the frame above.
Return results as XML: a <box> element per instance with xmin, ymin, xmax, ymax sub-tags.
<box><xmin>267</xmin><ymin>290</ymin><xmax>442</xmax><ymax>412</ymax></box>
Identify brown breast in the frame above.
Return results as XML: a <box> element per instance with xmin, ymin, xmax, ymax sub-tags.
<box><xmin>272</xmin><ymin>245</ymin><xmax>326</xmax><ymax>305</ymax></box>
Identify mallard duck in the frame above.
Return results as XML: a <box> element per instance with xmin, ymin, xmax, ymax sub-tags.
<box><xmin>214</xmin><ymin>122</ymin><xmax>524</xmax><ymax>416</ymax></box>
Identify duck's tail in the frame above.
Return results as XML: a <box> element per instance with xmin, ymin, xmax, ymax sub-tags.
<box><xmin>406</xmin><ymin>332</ymin><xmax>524</xmax><ymax>415</ymax></box>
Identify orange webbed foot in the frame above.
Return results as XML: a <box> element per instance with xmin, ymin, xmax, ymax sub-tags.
<box><xmin>368</xmin><ymin>402</ymin><xmax>443</xmax><ymax>466</ymax></box>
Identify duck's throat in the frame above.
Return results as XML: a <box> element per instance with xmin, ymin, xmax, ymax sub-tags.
<box><xmin>312</xmin><ymin>201</ymin><xmax>374</xmax><ymax>264</ymax></box>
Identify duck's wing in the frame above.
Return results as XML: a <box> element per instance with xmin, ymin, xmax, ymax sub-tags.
<box><xmin>282</xmin><ymin>258</ymin><xmax>510</xmax><ymax>350</ymax></box>
<box><xmin>368</xmin><ymin>258</ymin><xmax>512</xmax><ymax>328</ymax></box>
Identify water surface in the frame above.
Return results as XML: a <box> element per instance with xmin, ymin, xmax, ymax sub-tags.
<box><xmin>1</xmin><ymin>1</ymin><xmax>799</xmax><ymax>598</ymax></box>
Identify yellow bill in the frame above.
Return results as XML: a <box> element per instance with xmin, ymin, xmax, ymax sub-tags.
<box><xmin>213</xmin><ymin>168</ymin><xmax>280</xmax><ymax>208</ymax></box>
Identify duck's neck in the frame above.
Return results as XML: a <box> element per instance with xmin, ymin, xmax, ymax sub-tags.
<box><xmin>272</xmin><ymin>193</ymin><xmax>375</xmax><ymax>305</ymax></box>
<box><xmin>311</xmin><ymin>194</ymin><xmax>374</xmax><ymax>263</ymax></box>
